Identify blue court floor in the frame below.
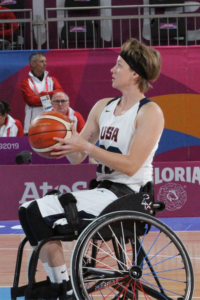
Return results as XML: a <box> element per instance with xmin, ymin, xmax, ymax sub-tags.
<box><xmin>1</xmin><ymin>217</ymin><xmax>200</xmax><ymax>300</ymax></box>
<box><xmin>0</xmin><ymin>288</ymin><xmax>14</xmax><ymax>300</ymax></box>
<box><xmin>1</xmin><ymin>217</ymin><xmax>200</xmax><ymax>235</ymax></box>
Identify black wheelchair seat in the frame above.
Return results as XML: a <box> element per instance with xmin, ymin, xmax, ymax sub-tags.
<box><xmin>54</xmin><ymin>192</ymin><xmax>156</xmax><ymax>238</ymax></box>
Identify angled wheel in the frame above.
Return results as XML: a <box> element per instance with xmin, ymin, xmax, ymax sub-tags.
<box><xmin>70</xmin><ymin>211</ymin><xmax>194</xmax><ymax>300</ymax></box>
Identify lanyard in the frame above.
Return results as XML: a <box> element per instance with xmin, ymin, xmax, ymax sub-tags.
<box><xmin>7</xmin><ymin>127</ymin><xmax>10</xmax><ymax>137</ymax></box>
<box><xmin>30</xmin><ymin>77</ymin><xmax>49</xmax><ymax>94</ymax></box>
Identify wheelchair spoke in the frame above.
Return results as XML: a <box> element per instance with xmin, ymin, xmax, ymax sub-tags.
<box><xmin>71</xmin><ymin>212</ymin><xmax>194</xmax><ymax>300</ymax></box>
<box><xmin>88</xmin><ymin>238</ymin><xmax>128</xmax><ymax>271</ymax></box>
<box><xmin>120</xmin><ymin>221</ymin><xmax>132</xmax><ymax>268</ymax></box>
<box><xmin>84</xmin><ymin>254</ymin><xmax>125</xmax><ymax>274</ymax></box>
<box><xmin>139</xmin><ymin>277</ymin><xmax>184</xmax><ymax>299</ymax></box>
<box><xmin>144</xmin><ymin>267</ymin><xmax>187</xmax><ymax>278</ymax></box>
<box><xmin>107</xmin><ymin>226</ymin><xmax>131</xmax><ymax>270</ymax></box>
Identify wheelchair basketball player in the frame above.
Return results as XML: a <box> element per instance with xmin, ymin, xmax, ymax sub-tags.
<box><xmin>18</xmin><ymin>38</ymin><xmax>164</xmax><ymax>299</ymax></box>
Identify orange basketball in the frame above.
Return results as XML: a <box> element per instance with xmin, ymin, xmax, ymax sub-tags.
<box><xmin>28</xmin><ymin>111</ymin><xmax>72</xmax><ymax>158</ymax></box>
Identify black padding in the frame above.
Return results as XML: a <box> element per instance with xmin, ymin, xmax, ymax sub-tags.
<box><xmin>89</xmin><ymin>179</ymin><xmax>135</xmax><ymax>197</ymax></box>
<box><xmin>97</xmin><ymin>193</ymin><xmax>155</xmax><ymax>239</ymax></box>
<box><xmin>89</xmin><ymin>178</ymin><xmax>99</xmax><ymax>190</ymax></box>
<box><xmin>59</xmin><ymin>192</ymin><xmax>77</xmax><ymax>207</ymax></box>
<box><xmin>55</xmin><ymin>220</ymin><xmax>92</xmax><ymax>237</ymax></box>
<box><xmin>99</xmin><ymin>193</ymin><xmax>154</xmax><ymax>216</ymax></box>
<box><xmin>58</xmin><ymin>193</ymin><xmax>80</xmax><ymax>235</ymax></box>
<box><xmin>97</xmin><ymin>180</ymin><xmax>135</xmax><ymax>197</ymax></box>
<box><xmin>142</xmin><ymin>181</ymin><xmax>154</xmax><ymax>194</ymax></box>
<box><xmin>26</xmin><ymin>201</ymin><xmax>56</xmax><ymax>242</ymax></box>
<box><xmin>18</xmin><ymin>206</ymin><xmax>38</xmax><ymax>246</ymax></box>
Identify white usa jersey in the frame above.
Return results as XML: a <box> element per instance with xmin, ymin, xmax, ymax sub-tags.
<box><xmin>96</xmin><ymin>97</ymin><xmax>160</xmax><ymax>192</ymax></box>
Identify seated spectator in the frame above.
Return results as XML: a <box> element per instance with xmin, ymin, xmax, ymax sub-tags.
<box><xmin>21</xmin><ymin>52</ymin><xmax>63</xmax><ymax>135</ymax></box>
<box><xmin>52</xmin><ymin>91</ymin><xmax>97</xmax><ymax>164</ymax></box>
<box><xmin>0</xmin><ymin>100</ymin><xmax>24</xmax><ymax>137</ymax></box>
<box><xmin>0</xmin><ymin>5</ymin><xmax>19</xmax><ymax>44</ymax></box>
<box><xmin>51</xmin><ymin>91</ymin><xmax>85</xmax><ymax>133</ymax></box>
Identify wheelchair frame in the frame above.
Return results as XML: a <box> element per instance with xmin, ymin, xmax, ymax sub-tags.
<box><xmin>11</xmin><ymin>193</ymin><xmax>194</xmax><ymax>300</ymax></box>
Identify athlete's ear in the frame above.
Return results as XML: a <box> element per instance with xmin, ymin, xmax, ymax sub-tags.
<box><xmin>132</xmin><ymin>71</ymin><xmax>139</xmax><ymax>79</ymax></box>
<box><xmin>132</xmin><ymin>71</ymin><xmax>140</xmax><ymax>83</ymax></box>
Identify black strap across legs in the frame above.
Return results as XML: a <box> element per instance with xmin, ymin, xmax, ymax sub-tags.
<box><xmin>90</xmin><ymin>179</ymin><xmax>136</xmax><ymax>198</ymax></box>
<box><xmin>58</xmin><ymin>193</ymin><xmax>80</xmax><ymax>235</ymax></box>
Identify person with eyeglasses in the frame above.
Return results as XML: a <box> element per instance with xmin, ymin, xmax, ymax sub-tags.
<box><xmin>0</xmin><ymin>100</ymin><xmax>24</xmax><ymax>137</ymax></box>
<box><xmin>21</xmin><ymin>52</ymin><xmax>63</xmax><ymax>135</ymax></box>
<box><xmin>51</xmin><ymin>92</ymin><xmax>85</xmax><ymax>133</ymax></box>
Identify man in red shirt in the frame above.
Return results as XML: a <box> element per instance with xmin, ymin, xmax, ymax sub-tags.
<box><xmin>21</xmin><ymin>52</ymin><xmax>63</xmax><ymax>134</ymax></box>
<box><xmin>51</xmin><ymin>91</ymin><xmax>85</xmax><ymax>133</ymax></box>
<box><xmin>0</xmin><ymin>5</ymin><xmax>18</xmax><ymax>43</ymax></box>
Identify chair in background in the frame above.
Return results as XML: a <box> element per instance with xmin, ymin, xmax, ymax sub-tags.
<box><xmin>1</xmin><ymin>0</ymin><xmax>25</xmax><ymax>50</ymax></box>
<box><xmin>0</xmin><ymin>38</ymin><xmax>11</xmax><ymax>50</ymax></box>
<box><xmin>11</xmin><ymin>24</ymin><xmax>25</xmax><ymax>50</ymax></box>
<box><xmin>61</xmin><ymin>0</ymin><xmax>100</xmax><ymax>48</ymax></box>
<box><xmin>149</xmin><ymin>0</ymin><xmax>186</xmax><ymax>46</ymax></box>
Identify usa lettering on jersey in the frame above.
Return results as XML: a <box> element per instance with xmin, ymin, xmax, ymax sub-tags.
<box><xmin>100</xmin><ymin>126</ymin><xmax>119</xmax><ymax>142</ymax></box>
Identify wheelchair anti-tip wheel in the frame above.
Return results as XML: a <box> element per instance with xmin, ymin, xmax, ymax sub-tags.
<box><xmin>70</xmin><ymin>211</ymin><xmax>194</xmax><ymax>300</ymax></box>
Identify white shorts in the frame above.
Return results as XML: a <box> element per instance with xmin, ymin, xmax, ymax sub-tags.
<box><xmin>21</xmin><ymin>188</ymin><xmax>118</xmax><ymax>228</ymax></box>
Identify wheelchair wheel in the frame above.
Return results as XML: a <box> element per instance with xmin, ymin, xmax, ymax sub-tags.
<box><xmin>70</xmin><ymin>211</ymin><xmax>194</xmax><ymax>300</ymax></box>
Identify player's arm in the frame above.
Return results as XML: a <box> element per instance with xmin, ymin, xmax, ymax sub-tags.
<box><xmin>52</xmin><ymin>101</ymin><xmax>164</xmax><ymax>175</ymax></box>
<box><xmin>84</xmin><ymin>102</ymin><xmax>164</xmax><ymax>176</ymax></box>
<box><xmin>50</xmin><ymin>98</ymin><xmax>112</xmax><ymax>164</ymax></box>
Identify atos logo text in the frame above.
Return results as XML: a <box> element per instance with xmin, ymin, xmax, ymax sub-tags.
<box><xmin>19</xmin><ymin>181</ymin><xmax>87</xmax><ymax>204</ymax></box>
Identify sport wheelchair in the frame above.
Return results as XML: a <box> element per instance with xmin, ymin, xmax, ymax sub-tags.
<box><xmin>11</xmin><ymin>183</ymin><xmax>194</xmax><ymax>300</ymax></box>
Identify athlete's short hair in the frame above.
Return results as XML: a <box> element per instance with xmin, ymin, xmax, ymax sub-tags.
<box><xmin>121</xmin><ymin>38</ymin><xmax>161</xmax><ymax>93</ymax></box>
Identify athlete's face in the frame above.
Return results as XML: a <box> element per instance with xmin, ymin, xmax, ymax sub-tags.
<box><xmin>51</xmin><ymin>92</ymin><xmax>69</xmax><ymax>116</ymax></box>
<box><xmin>111</xmin><ymin>56</ymin><xmax>134</xmax><ymax>91</ymax></box>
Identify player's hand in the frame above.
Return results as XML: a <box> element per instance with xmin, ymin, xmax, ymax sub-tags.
<box><xmin>50</xmin><ymin>122</ymin><xmax>89</xmax><ymax>158</ymax></box>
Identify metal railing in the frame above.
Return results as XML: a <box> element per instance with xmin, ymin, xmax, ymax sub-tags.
<box><xmin>1</xmin><ymin>3</ymin><xmax>200</xmax><ymax>50</ymax></box>
<box><xmin>0</xmin><ymin>8</ymin><xmax>32</xmax><ymax>50</ymax></box>
<box><xmin>45</xmin><ymin>3</ymin><xmax>200</xmax><ymax>49</ymax></box>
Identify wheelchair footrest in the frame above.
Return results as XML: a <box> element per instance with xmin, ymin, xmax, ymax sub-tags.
<box><xmin>11</xmin><ymin>278</ymin><xmax>51</xmax><ymax>298</ymax></box>
<box><xmin>11</xmin><ymin>278</ymin><xmax>72</xmax><ymax>300</ymax></box>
